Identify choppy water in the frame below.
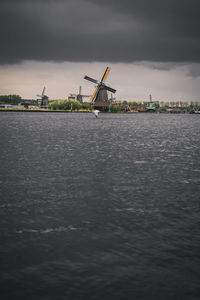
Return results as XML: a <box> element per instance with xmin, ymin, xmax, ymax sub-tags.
<box><xmin>0</xmin><ymin>112</ymin><xmax>200</xmax><ymax>300</ymax></box>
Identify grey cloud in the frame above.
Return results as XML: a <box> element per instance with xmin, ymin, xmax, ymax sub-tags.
<box><xmin>137</xmin><ymin>62</ymin><xmax>181</xmax><ymax>71</ymax></box>
<box><xmin>185</xmin><ymin>63</ymin><xmax>200</xmax><ymax>78</ymax></box>
<box><xmin>0</xmin><ymin>0</ymin><xmax>200</xmax><ymax>64</ymax></box>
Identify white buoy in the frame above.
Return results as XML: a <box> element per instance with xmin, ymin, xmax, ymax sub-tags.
<box><xmin>94</xmin><ymin>110</ymin><xmax>100</xmax><ymax>118</ymax></box>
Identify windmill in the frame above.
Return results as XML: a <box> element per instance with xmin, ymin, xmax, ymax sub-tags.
<box><xmin>84</xmin><ymin>67</ymin><xmax>116</xmax><ymax>109</ymax></box>
<box><xmin>37</xmin><ymin>87</ymin><xmax>49</xmax><ymax>108</ymax></box>
<box><xmin>69</xmin><ymin>86</ymin><xmax>90</xmax><ymax>103</ymax></box>
<box><xmin>109</xmin><ymin>93</ymin><xmax>116</xmax><ymax>102</ymax></box>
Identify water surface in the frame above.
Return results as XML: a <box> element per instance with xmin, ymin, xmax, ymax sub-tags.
<box><xmin>0</xmin><ymin>112</ymin><xmax>200</xmax><ymax>299</ymax></box>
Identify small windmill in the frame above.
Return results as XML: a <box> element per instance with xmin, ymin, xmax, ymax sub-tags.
<box><xmin>109</xmin><ymin>93</ymin><xmax>116</xmax><ymax>102</ymax></box>
<box><xmin>37</xmin><ymin>87</ymin><xmax>49</xmax><ymax>108</ymax></box>
<box><xmin>69</xmin><ymin>86</ymin><xmax>90</xmax><ymax>103</ymax></box>
<box><xmin>84</xmin><ymin>67</ymin><xmax>116</xmax><ymax>106</ymax></box>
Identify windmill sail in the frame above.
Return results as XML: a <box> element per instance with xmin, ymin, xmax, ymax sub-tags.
<box><xmin>42</xmin><ymin>87</ymin><xmax>45</xmax><ymax>96</ymax></box>
<box><xmin>104</xmin><ymin>86</ymin><xmax>116</xmax><ymax>93</ymax></box>
<box><xmin>84</xmin><ymin>76</ymin><xmax>98</xmax><ymax>84</ymax></box>
<box><xmin>90</xmin><ymin>87</ymin><xmax>99</xmax><ymax>103</ymax></box>
<box><xmin>101</xmin><ymin>67</ymin><xmax>110</xmax><ymax>82</ymax></box>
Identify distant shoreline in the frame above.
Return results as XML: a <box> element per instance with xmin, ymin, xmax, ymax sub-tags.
<box><xmin>0</xmin><ymin>109</ymin><xmax>91</xmax><ymax>113</ymax></box>
<box><xmin>0</xmin><ymin>109</ymin><xmax>153</xmax><ymax>113</ymax></box>
<box><xmin>0</xmin><ymin>109</ymin><xmax>199</xmax><ymax>114</ymax></box>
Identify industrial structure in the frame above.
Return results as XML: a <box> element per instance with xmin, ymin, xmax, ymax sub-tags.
<box><xmin>146</xmin><ymin>94</ymin><xmax>156</xmax><ymax>112</ymax></box>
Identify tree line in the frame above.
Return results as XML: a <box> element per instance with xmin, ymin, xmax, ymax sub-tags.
<box><xmin>48</xmin><ymin>99</ymin><xmax>92</xmax><ymax>111</ymax></box>
<box><xmin>0</xmin><ymin>95</ymin><xmax>22</xmax><ymax>105</ymax></box>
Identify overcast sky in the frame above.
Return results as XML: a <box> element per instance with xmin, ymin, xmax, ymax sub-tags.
<box><xmin>0</xmin><ymin>0</ymin><xmax>200</xmax><ymax>101</ymax></box>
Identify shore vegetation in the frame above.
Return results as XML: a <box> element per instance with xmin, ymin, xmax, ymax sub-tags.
<box><xmin>0</xmin><ymin>95</ymin><xmax>22</xmax><ymax>105</ymax></box>
<box><xmin>48</xmin><ymin>99</ymin><xmax>93</xmax><ymax>111</ymax></box>
<box><xmin>0</xmin><ymin>94</ymin><xmax>200</xmax><ymax>113</ymax></box>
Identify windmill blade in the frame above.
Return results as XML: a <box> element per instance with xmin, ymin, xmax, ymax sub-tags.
<box><xmin>37</xmin><ymin>94</ymin><xmax>42</xmax><ymax>98</ymax></box>
<box><xmin>79</xmin><ymin>86</ymin><xmax>82</xmax><ymax>95</ymax></box>
<box><xmin>70</xmin><ymin>93</ymin><xmax>77</xmax><ymax>97</ymax></box>
<box><xmin>84</xmin><ymin>76</ymin><xmax>98</xmax><ymax>84</ymax></box>
<box><xmin>90</xmin><ymin>87</ymin><xmax>99</xmax><ymax>103</ymax></box>
<box><xmin>101</xmin><ymin>67</ymin><xmax>110</xmax><ymax>83</ymax></box>
<box><xmin>104</xmin><ymin>85</ymin><xmax>116</xmax><ymax>93</ymax></box>
<box><xmin>42</xmin><ymin>87</ymin><xmax>45</xmax><ymax>97</ymax></box>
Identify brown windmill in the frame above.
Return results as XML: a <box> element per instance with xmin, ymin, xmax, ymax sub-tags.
<box><xmin>84</xmin><ymin>67</ymin><xmax>116</xmax><ymax>110</ymax></box>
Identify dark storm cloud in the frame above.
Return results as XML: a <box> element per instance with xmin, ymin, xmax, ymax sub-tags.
<box><xmin>0</xmin><ymin>0</ymin><xmax>200</xmax><ymax>64</ymax></box>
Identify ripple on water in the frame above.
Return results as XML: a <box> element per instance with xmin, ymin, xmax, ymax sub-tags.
<box><xmin>0</xmin><ymin>113</ymin><xmax>200</xmax><ymax>300</ymax></box>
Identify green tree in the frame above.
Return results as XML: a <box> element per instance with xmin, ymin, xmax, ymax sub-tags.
<box><xmin>122</xmin><ymin>100</ymin><xmax>128</xmax><ymax>105</ymax></box>
<box><xmin>49</xmin><ymin>99</ymin><xmax>82</xmax><ymax>111</ymax></box>
<box><xmin>160</xmin><ymin>106</ymin><xmax>167</xmax><ymax>112</ymax></box>
<box><xmin>82</xmin><ymin>103</ymin><xmax>91</xmax><ymax>110</ymax></box>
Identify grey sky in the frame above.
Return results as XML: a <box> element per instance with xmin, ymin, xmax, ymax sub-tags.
<box><xmin>1</xmin><ymin>0</ymin><xmax>200</xmax><ymax>64</ymax></box>
<box><xmin>0</xmin><ymin>0</ymin><xmax>200</xmax><ymax>100</ymax></box>
<box><xmin>1</xmin><ymin>61</ymin><xmax>199</xmax><ymax>101</ymax></box>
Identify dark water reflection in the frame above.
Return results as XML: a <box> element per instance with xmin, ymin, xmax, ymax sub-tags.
<box><xmin>0</xmin><ymin>112</ymin><xmax>200</xmax><ymax>299</ymax></box>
